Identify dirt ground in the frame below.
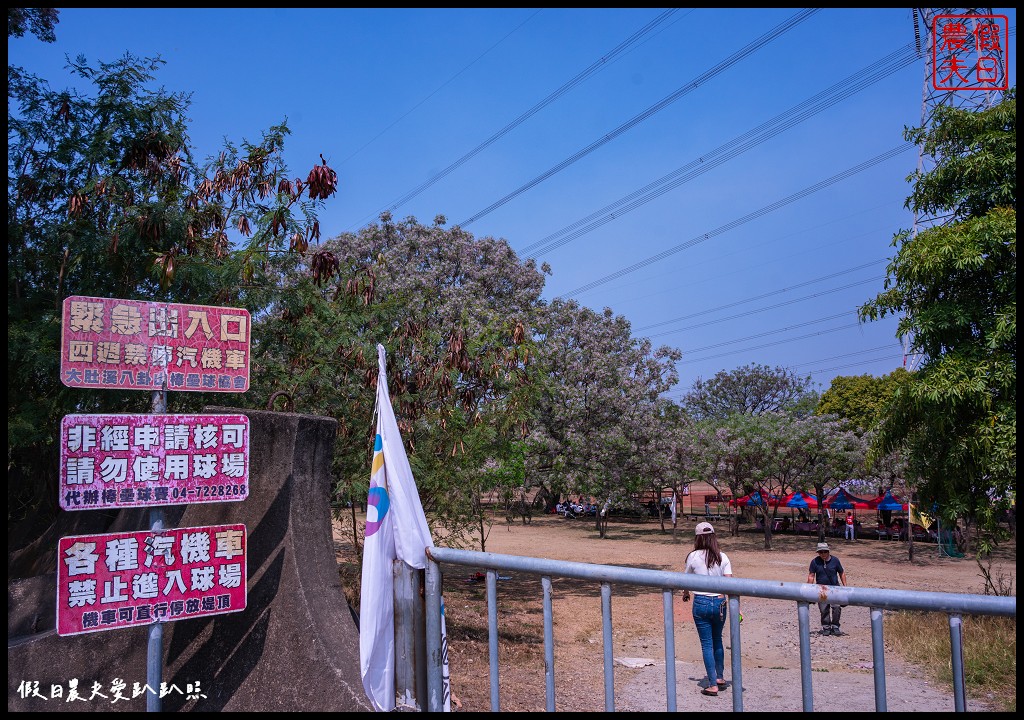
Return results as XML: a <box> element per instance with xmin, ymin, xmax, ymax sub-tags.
<box><xmin>334</xmin><ymin>511</ymin><xmax>1016</xmax><ymax>713</ymax></box>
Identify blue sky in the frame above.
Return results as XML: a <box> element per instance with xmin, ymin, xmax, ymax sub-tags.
<box><xmin>9</xmin><ymin>8</ymin><xmax>1017</xmax><ymax>399</ymax></box>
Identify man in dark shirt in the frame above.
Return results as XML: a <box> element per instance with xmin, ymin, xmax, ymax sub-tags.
<box><xmin>807</xmin><ymin>542</ymin><xmax>847</xmax><ymax>635</ymax></box>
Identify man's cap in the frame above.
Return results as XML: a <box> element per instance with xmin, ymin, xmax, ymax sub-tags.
<box><xmin>695</xmin><ymin>521</ymin><xmax>715</xmax><ymax>535</ymax></box>
<box><xmin>816</xmin><ymin>542</ymin><xmax>830</xmax><ymax>552</ymax></box>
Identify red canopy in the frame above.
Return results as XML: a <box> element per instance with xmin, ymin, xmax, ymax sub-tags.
<box><xmin>822</xmin><ymin>487</ymin><xmax>872</xmax><ymax>510</ymax></box>
<box><xmin>868</xmin><ymin>490</ymin><xmax>909</xmax><ymax>511</ymax></box>
<box><xmin>772</xmin><ymin>491</ymin><xmax>819</xmax><ymax>509</ymax></box>
<box><xmin>729</xmin><ymin>490</ymin><xmax>773</xmax><ymax>507</ymax></box>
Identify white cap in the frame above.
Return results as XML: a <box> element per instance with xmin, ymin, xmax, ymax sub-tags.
<box><xmin>695</xmin><ymin>521</ymin><xmax>715</xmax><ymax>535</ymax></box>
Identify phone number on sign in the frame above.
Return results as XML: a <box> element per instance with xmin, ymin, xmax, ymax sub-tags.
<box><xmin>171</xmin><ymin>485</ymin><xmax>247</xmax><ymax>500</ymax></box>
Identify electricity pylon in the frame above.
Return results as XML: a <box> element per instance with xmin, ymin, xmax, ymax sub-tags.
<box><xmin>900</xmin><ymin>8</ymin><xmax>1007</xmax><ymax>371</ymax></box>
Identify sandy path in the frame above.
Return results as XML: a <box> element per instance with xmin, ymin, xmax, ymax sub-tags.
<box><xmin>460</xmin><ymin>513</ymin><xmax>1008</xmax><ymax>712</ymax></box>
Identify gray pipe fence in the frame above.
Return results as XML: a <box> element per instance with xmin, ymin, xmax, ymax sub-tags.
<box><xmin>423</xmin><ymin>547</ymin><xmax>1015</xmax><ymax>712</ymax></box>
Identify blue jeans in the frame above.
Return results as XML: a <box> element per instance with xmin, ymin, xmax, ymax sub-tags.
<box><xmin>691</xmin><ymin>594</ymin><xmax>726</xmax><ymax>687</ymax></box>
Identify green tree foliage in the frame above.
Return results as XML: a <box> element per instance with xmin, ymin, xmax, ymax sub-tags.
<box><xmin>529</xmin><ymin>300</ymin><xmax>680</xmax><ymax>537</ymax></box>
<box><xmin>904</xmin><ymin>90</ymin><xmax>1015</xmax><ymax>223</ymax></box>
<box><xmin>685</xmin><ymin>412</ymin><xmax>862</xmax><ymax>548</ymax></box>
<box><xmin>679</xmin><ymin>363</ymin><xmax>819</xmax><ymax>532</ymax></box>
<box><xmin>859</xmin><ymin>89</ymin><xmax>1016</xmax><ymax>538</ymax></box>
<box><xmin>679</xmin><ymin>416</ymin><xmax>759</xmax><ymax>534</ymax></box>
<box><xmin>645</xmin><ymin>402</ymin><xmax>690</xmax><ymax>535</ymax></box>
<box><xmin>816</xmin><ymin>371</ymin><xmax>911</xmax><ymax>507</ymax></box>
<box><xmin>683</xmin><ymin>363</ymin><xmax>816</xmax><ymax>421</ymax></box>
<box><xmin>7</xmin><ymin>53</ymin><xmax>336</xmax><ymax>536</ymax></box>
<box><xmin>816</xmin><ymin>369</ymin><xmax>911</xmax><ymax>434</ymax></box>
<box><xmin>246</xmin><ymin>213</ymin><xmax>546</xmax><ymax>547</ymax></box>
<box><xmin>796</xmin><ymin>416</ymin><xmax>866</xmax><ymax>543</ymax></box>
<box><xmin>8</xmin><ymin>8</ymin><xmax>59</xmax><ymax>42</ymax></box>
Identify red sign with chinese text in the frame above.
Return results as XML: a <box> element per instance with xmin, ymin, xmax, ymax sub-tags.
<box><xmin>60</xmin><ymin>296</ymin><xmax>250</xmax><ymax>392</ymax></box>
<box><xmin>932</xmin><ymin>14</ymin><xmax>1009</xmax><ymax>91</ymax></box>
<box><xmin>57</xmin><ymin>524</ymin><xmax>247</xmax><ymax>636</ymax></box>
<box><xmin>59</xmin><ymin>414</ymin><xmax>249</xmax><ymax>511</ymax></box>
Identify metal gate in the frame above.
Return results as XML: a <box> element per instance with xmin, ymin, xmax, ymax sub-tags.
<box><xmin>423</xmin><ymin>547</ymin><xmax>1014</xmax><ymax>712</ymax></box>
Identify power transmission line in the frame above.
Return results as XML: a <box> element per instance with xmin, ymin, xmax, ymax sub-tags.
<box><xmin>675</xmin><ymin>321</ymin><xmax>862</xmax><ymax>365</ymax></box>
<box><xmin>645</xmin><ymin>277</ymin><xmax>884</xmax><ymax>340</ymax></box>
<box><xmin>786</xmin><ymin>345</ymin><xmax>901</xmax><ymax>370</ymax></box>
<box><xmin>806</xmin><ymin>354</ymin><xmax>905</xmax><ymax>376</ymax></box>
<box><xmin>560</xmin><ymin>143</ymin><xmax>914</xmax><ymax>298</ymax></box>
<box><xmin>599</xmin><ymin>204</ymin><xmax>899</xmax><ymax>305</ymax></box>
<box><xmin>337</xmin><ymin>10</ymin><xmax>544</xmax><ymax>170</ymax></box>
<box><xmin>661</xmin><ymin>349</ymin><xmax>902</xmax><ymax>401</ymax></box>
<box><xmin>457</xmin><ymin>8</ymin><xmax>820</xmax><ymax>227</ymax></box>
<box><xmin>519</xmin><ymin>42</ymin><xmax>918</xmax><ymax>258</ymax></box>
<box><xmin>348</xmin><ymin>8</ymin><xmax>684</xmax><ymax>230</ymax></box>
<box><xmin>636</xmin><ymin>259</ymin><xmax>887</xmax><ymax>331</ymax></box>
<box><xmin>678</xmin><ymin>311</ymin><xmax>852</xmax><ymax>355</ymax></box>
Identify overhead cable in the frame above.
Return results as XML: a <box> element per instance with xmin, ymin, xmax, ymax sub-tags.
<box><xmin>679</xmin><ymin>311</ymin><xmax>851</xmax><ymax>353</ymax></box>
<box><xmin>560</xmin><ymin>143</ymin><xmax>914</xmax><ymax>298</ymax></box>
<box><xmin>457</xmin><ymin>8</ymin><xmax>820</xmax><ymax>227</ymax></box>
<box><xmin>662</xmin><ymin>345</ymin><xmax>901</xmax><ymax>400</ymax></box>
<box><xmin>338</xmin><ymin>9</ymin><xmax>545</xmax><ymax>170</ymax></box>
<box><xmin>351</xmin><ymin>8</ymin><xmax>683</xmax><ymax>229</ymax></box>
<box><xmin>806</xmin><ymin>355</ymin><xmax>905</xmax><ymax>376</ymax></box>
<box><xmin>786</xmin><ymin>344</ymin><xmax>901</xmax><ymax>369</ymax></box>
<box><xmin>636</xmin><ymin>258</ymin><xmax>888</xmax><ymax>331</ymax></box>
<box><xmin>646</xmin><ymin>276</ymin><xmax>884</xmax><ymax>339</ymax></box>
<box><xmin>521</xmin><ymin>42</ymin><xmax>918</xmax><ymax>257</ymax></box>
<box><xmin>676</xmin><ymin>322</ymin><xmax>862</xmax><ymax>364</ymax></box>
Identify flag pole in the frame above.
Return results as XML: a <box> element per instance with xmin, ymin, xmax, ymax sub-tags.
<box><xmin>361</xmin><ymin>343</ymin><xmax>451</xmax><ymax>712</ymax></box>
<box><xmin>147</xmin><ymin>384</ymin><xmax>167</xmax><ymax>712</ymax></box>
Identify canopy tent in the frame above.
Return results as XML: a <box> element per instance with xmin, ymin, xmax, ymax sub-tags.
<box><xmin>871</xmin><ymin>490</ymin><xmax>908</xmax><ymax>511</ymax></box>
<box><xmin>822</xmin><ymin>487</ymin><xmax>872</xmax><ymax>510</ymax></box>
<box><xmin>772</xmin><ymin>491</ymin><xmax>819</xmax><ymax>509</ymax></box>
<box><xmin>729</xmin><ymin>490</ymin><xmax>773</xmax><ymax>507</ymax></box>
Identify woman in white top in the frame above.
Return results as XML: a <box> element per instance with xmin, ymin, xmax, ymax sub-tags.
<box><xmin>681</xmin><ymin>521</ymin><xmax>733</xmax><ymax>696</ymax></box>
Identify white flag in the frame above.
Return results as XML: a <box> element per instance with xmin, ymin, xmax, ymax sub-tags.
<box><xmin>360</xmin><ymin>344</ymin><xmax>451</xmax><ymax>711</ymax></box>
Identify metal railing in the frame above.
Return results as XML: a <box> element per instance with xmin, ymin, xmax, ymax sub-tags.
<box><xmin>423</xmin><ymin>547</ymin><xmax>1015</xmax><ymax>712</ymax></box>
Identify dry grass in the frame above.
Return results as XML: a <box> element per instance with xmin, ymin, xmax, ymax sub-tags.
<box><xmin>885</xmin><ymin>611</ymin><xmax>1016</xmax><ymax>712</ymax></box>
<box><xmin>444</xmin><ymin>575</ymin><xmax>551</xmax><ymax>712</ymax></box>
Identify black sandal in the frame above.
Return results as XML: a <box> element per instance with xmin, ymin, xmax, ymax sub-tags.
<box><xmin>717</xmin><ymin>680</ymin><xmax>728</xmax><ymax>689</ymax></box>
<box><xmin>701</xmin><ymin>687</ymin><xmax>719</xmax><ymax>696</ymax></box>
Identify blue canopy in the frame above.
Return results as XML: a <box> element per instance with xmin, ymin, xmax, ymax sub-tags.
<box><xmin>776</xmin><ymin>491</ymin><xmax>818</xmax><ymax>509</ymax></box>
<box><xmin>824</xmin><ymin>487</ymin><xmax>871</xmax><ymax>510</ymax></box>
<box><xmin>742</xmin><ymin>491</ymin><xmax>768</xmax><ymax>507</ymax></box>
<box><xmin>730</xmin><ymin>490</ymin><xmax>774</xmax><ymax>507</ymax></box>
<box><xmin>874</xmin><ymin>490</ymin><xmax>906</xmax><ymax>511</ymax></box>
